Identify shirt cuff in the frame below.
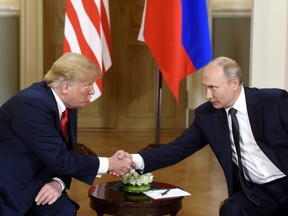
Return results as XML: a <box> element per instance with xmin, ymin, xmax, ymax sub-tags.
<box><xmin>52</xmin><ymin>177</ymin><xmax>65</xmax><ymax>191</ymax></box>
<box><xmin>97</xmin><ymin>157</ymin><xmax>109</xmax><ymax>177</ymax></box>
<box><xmin>131</xmin><ymin>154</ymin><xmax>145</xmax><ymax>170</ymax></box>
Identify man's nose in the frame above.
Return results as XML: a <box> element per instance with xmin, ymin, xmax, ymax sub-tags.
<box><xmin>89</xmin><ymin>85</ymin><xmax>95</xmax><ymax>95</ymax></box>
<box><xmin>205</xmin><ymin>89</ymin><xmax>212</xmax><ymax>100</ymax></box>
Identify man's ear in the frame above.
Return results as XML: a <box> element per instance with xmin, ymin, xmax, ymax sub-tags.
<box><xmin>231</xmin><ymin>77</ymin><xmax>240</xmax><ymax>89</ymax></box>
<box><xmin>60</xmin><ymin>82</ymin><xmax>70</xmax><ymax>94</ymax></box>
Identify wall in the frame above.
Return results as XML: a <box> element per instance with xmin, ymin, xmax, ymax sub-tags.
<box><xmin>0</xmin><ymin>0</ymin><xmax>19</xmax><ymax>105</ymax></box>
<box><xmin>0</xmin><ymin>0</ymin><xmax>18</xmax><ymax>7</ymax></box>
<box><xmin>19</xmin><ymin>0</ymin><xmax>43</xmax><ymax>89</ymax></box>
<box><xmin>187</xmin><ymin>0</ymin><xmax>252</xmax><ymax>103</ymax></box>
<box><xmin>187</xmin><ymin>0</ymin><xmax>288</xmax><ymax>126</ymax></box>
<box><xmin>0</xmin><ymin>0</ymin><xmax>43</xmax><ymax>89</ymax></box>
<box><xmin>250</xmin><ymin>0</ymin><xmax>288</xmax><ymax>89</ymax></box>
<box><xmin>3</xmin><ymin>0</ymin><xmax>288</xmax><ymax>125</ymax></box>
<box><xmin>187</xmin><ymin>0</ymin><xmax>252</xmax><ymax>126</ymax></box>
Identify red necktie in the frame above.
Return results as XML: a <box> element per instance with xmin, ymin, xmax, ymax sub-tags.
<box><xmin>61</xmin><ymin>108</ymin><xmax>68</xmax><ymax>137</ymax></box>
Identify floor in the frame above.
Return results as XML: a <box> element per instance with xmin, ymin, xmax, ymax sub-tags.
<box><xmin>68</xmin><ymin>130</ymin><xmax>227</xmax><ymax>216</ymax></box>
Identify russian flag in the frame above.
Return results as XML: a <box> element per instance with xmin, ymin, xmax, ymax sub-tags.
<box><xmin>138</xmin><ymin>0</ymin><xmax>212</xmax><ymax>102</ymax></box>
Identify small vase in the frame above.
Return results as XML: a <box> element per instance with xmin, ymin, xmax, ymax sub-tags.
<box><xmin>123</xmin><ymin>183</ymin><xmax>151</xmax><ymax>193</ymax></box>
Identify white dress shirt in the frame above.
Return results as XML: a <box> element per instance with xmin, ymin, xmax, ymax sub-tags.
<box><xmin>132</xmin><ymin>86</ymin><xmax>286</xmax><ymax>184</ymax></box>
<box><xmin>51</xmin><ymin>89</ymin><xmax>108</xmax><ymax>188</ymax></box>
<box><xmin>226</xmin><ymin>86</ymin><xmax>285</xmax><ymax>184</ymax></box>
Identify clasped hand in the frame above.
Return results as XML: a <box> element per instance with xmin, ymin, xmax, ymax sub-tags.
<box><xmin>108</xmin><ymin>150</ymin><xmax>135</xmax><ymax>177</ymax></box>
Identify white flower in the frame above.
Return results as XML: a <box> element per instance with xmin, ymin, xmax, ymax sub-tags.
<box><xmin>122</xmin><ymin>169</ymin><xmax>153</xmax><ymax>186</ymax></box>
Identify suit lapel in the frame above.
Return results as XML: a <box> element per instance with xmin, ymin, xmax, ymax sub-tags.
<box><xmin>67</xmin><ymin>109</ymin><xmax>77</xmax><ymax>150</ymax></box>
<box><xmin>245</xmin><ymin>88</ymin><xmax>263</xmax><ymax>141</ymax></box>
<box><xmin>43</xmin><ymin>82</ymin><xmax>73</xmax><ymax>146</ymax></box>
<box><xmin>211</xmin><ymin>109</ymin><xmax>233</xmax><ymax>166</ymax></box>
<box><xmin>211</xmin><ymin>109</ymin><xmax>237</xmax><ymax>195</ymax></box>
<box><xmin>43</xmin><ymin>82</ymin><xmax>62</xmax><ymax>133</ymax></box>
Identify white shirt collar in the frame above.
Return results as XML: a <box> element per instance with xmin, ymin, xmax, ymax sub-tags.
<box><xmin>226</xmin><ymin>86</ymin><xmax>247</xmax><ymax>114</ymax></box>
<box><xmin>51</xmin><ymin>88</ymin><xmax>66</xmax><ymax>118</ymax></box>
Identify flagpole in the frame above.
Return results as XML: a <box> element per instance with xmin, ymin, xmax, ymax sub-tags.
<box><xmin>142</xmin><ymin>67</ymin><xmax>162</xmax><ymax>150</ymax></box>
<box><xmin>155</xmin><ymin>67</ymin><xmax>162</xmax><ymax>145</ymax></box>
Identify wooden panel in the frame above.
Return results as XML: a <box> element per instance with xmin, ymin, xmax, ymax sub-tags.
<box><xmin>77</xmin><ymin>69</ymin><xmax>116</xmax><ymax>128</ymax></box>
<box><xmin>43</xmin><ymin>0</ymin><xmax>186</xmax><ymax>130</ymax></box>
<box><xmin>114</xmin><ymin>0</ymin><xmax>186</xmax><ymax>129</ymax></box>
<box><xmin>43</xmin><ymin>0</ymin><xmax>115</xmax><ymax>129</ymax></box>
<box><xmin>0</xmin><ymin>15</ymin><xmax>19</xmax><ymax>105</ymax></box>
<box><xmin>212</xmin><ymin>16</ymin><xmax>251</xmax><ymax>86</ymax></box>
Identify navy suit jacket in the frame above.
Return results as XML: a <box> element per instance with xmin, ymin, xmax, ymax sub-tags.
<box><xmin>140</xmin><ymin>87</ymin><xmax>288</xmax><ymax>197</ymax></box>
<box><xmin>0</xmin><ymin>81</ymin><xmax>99</xmax><ymax>215</ymax></box>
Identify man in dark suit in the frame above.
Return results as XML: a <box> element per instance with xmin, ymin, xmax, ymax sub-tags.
<box><xmin>0</xmin><ymin>52</ymin><xmax>132</xmax><ymax>216</ymax></box>
<box><xmin>131</xmin><ymin>57</ymin><xmax>288</xmax><ymax>215</ymax></box>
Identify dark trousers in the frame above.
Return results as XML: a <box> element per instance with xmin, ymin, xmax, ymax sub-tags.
<box><xmin>24</xmin><ymin>192</ymin><xmax>79</xmax><ymax>216</ymax></box>
<box><xmin>220</xmin><ymin>177</ymin><xmax>288</xmax><ymax>216</ymax></box>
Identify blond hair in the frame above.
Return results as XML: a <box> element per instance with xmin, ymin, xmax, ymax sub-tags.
<box><xmin>44</xmin><ymin>52</ymin><xmax>102</xmax><ymax>88</ymax></box>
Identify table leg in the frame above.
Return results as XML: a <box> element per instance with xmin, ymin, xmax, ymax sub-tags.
<box><xmin>170</xmin><ymin>211</ymin><xmax>179</xmax><ymax>216</ymax></box>
<box><xmin>96</xmin><ymin>211</ymin><xmax>178</xmax><ymax>216</ymax></box>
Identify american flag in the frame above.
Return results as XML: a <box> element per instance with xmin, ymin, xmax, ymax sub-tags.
<box><xmin>64</xmin><ymin>0</ymin><xmax>112</xmax><ymax>101</ymax></box>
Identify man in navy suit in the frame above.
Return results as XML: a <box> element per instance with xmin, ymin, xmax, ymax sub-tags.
<box><xmin>0</xmin><ymin>52</ymin><xmax>132</xmax><ymax>216</ymax></box>
<box><xmin>131</xmin><ymin>57</ymin><xmax>288</xmax><ymax>215</ymax></box>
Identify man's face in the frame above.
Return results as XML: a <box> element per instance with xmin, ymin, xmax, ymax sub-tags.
<box><xmin>63</xmin><ymin>79</ymin><xmax>95</xmax><ymax>108</ymax></box>
<box><xmin>202</xmin><ymin>65</ymin><xmax>239</xmax><ymax>109</ymax></box>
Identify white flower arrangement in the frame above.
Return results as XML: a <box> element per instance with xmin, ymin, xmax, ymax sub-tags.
<box><xmin>122</xmin><ymin>169</ymin><xmax>153</xmax><ymax>186</ymax></box>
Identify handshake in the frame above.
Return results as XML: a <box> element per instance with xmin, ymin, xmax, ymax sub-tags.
<box><xmin>107</xmin><ymin>150</ymin><xmax>136</xmax><ymax>177</ymax></box>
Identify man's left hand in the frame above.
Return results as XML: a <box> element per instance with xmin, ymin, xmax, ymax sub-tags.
<box><xmin>35</xmin><ymin>180</ymin><xmax>62</xmax><ymax>205</ymax></box>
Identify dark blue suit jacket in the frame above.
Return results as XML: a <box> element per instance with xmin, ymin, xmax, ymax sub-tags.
<box><xmin>140</xmin><ymin>87</ymin><xmax>288</xmax><ymax>197</ymax></box>
<box><xmin>0</xmin><ymin>81</ymin><xmax>99</xmax><ymax>215</ymax></box>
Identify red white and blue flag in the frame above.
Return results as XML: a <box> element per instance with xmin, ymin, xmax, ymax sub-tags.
<box><xmin>64</xmin><ymin>0</ymin><xmax>112</xmax><ymax>101</ymax></box>
<box><xmin>138</xmin><ymin>0</ymin><xmax>212</xmax><ymax>102</ymax></box>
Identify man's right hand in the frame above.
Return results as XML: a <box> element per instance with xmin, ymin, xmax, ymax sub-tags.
<box><xmin>108</xmin><ymin>150</ymin><xmax>133</xmax><ymax>177</ymax></box>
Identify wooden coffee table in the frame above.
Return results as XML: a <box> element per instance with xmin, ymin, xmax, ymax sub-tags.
<box><xmin>88</xmin><ymin>181</ymin><xmax>183</xmax><ymax>216</ymax></box>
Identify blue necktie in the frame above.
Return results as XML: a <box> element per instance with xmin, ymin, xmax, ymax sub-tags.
<box><xmin>229</xmin><ymin>108</ymin><xmax>260</xmax><ymax>206</ymax></box>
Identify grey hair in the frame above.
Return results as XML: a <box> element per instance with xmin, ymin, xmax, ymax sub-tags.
<box><xmin>206</xmin><ymin>56</ymin><xmax>243</xmax><ymax>84</ymax></box>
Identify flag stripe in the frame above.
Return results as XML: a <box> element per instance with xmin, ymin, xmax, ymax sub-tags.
<box><xmin>181</xmin><ymin>0</ymin><xmax>212</xmax><ymax>69</ymax></box>
<box><xmin>82</xmin><ymin>1</ymin><xmax>101</xmax><ymax>35</ymax></box>
<box><xmin>81</xmin><ymin>0</ymin><xmax>104</xmax><ymax>71</ymax></box>
<box><xmin>64</xmin><ymin>15</ymin><xmax>81</xmax><ymax>53</ymax></box>
<box><xmin>143</xmin><ymin>0</ymin><xmax>195</xmax><ymax>101</ymax></box>
<box><xmin>100</xmin><ymin>0</ymin><xmax>112</xmax><ymax>70</ymax></box>
<box><xmin>63</xmin><ymin>29</ymin><xmax>71</xmax><ymax>52</ymax></box>
<box><xmin>69</xmin><ymin>0</ymin><xmax>102</xmax><ymax>70</ymax></box>
<box><xmin>64</xmin><ymin>0</ymin><xmax>112</xmax><ymax>101</ymax></box>
<box><xmin>139</xmin><ymin>0</ymin><xmax>211</xmax><ymax>102</ymax></box>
